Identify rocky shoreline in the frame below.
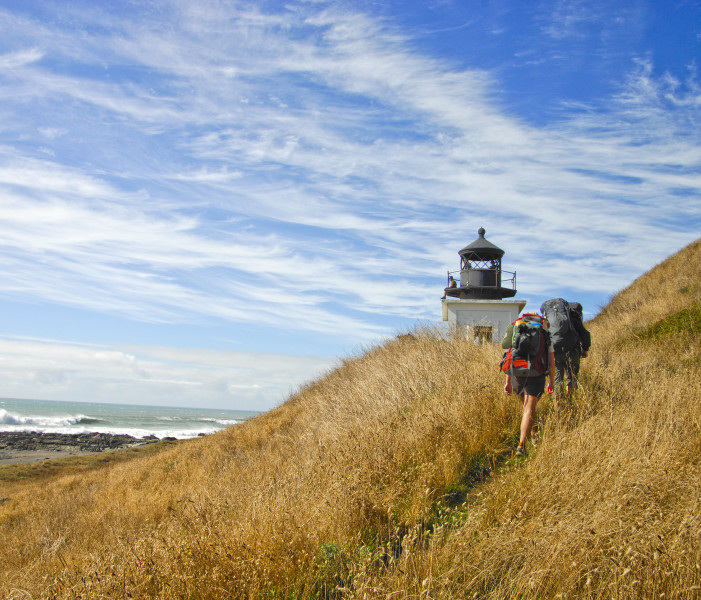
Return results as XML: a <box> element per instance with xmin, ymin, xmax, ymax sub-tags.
<box><xmin>0</xmin><ymin>431</ymin><xmax>164</xmax><ymax>465</ymax></box>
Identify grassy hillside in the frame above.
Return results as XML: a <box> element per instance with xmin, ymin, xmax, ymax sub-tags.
<box><xmin>0</xmin><ymin>239</ymin><xmax>699</xmax><ymax>599</ymax></box>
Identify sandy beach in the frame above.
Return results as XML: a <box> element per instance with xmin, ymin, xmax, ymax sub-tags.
<box><xmin>0</xmin><ymin>432</ymin><xmax>162</xmax><ymax>466</ymax></box>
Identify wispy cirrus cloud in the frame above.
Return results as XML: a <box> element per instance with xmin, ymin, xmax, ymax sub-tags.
<box><xmin>0</xmin><ymin>0</ymin><xmax>698</xmax><ymax>408</ymax></box>
<box><xmin>0</xmin><ymin>47</ymin><xmax>44</xmax><ymax>69</ymax></box>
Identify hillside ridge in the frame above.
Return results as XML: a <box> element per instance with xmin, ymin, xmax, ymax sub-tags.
<box><xmin>0</xmin><ymin>238</ymin><xmax>699</xmax><ymax>599</ymax></box>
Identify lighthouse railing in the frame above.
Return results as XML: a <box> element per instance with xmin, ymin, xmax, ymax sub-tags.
<box><xmin>502</xmin><ymin>269</ymin><xmax>516</xmax><ymax>290</ymax></box>
<box><xmin>446</xmin><ymin>268</ymin><xmax>517</xmax><ymax>289</ymax></box>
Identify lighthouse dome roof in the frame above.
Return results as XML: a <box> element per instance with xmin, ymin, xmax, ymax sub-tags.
<box><xmin>458</xmin><ymin>228</ymin><xmax>505</xmax><ymax>259</ymax></box>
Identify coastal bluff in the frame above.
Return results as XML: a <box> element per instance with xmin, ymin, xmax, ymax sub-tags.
<box><xmin>0</xmin><ymin>239</ymin><xmax>698</xmax><ymax>599</ymax></box>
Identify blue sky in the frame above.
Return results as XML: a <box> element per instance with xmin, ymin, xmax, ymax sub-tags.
<box><xmin>0</xmin><ymin>0</ymin><xmax>699</xmax><ymax>411</ymax></box>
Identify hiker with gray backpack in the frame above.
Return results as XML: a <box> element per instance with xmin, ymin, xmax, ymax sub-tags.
<box><xmin>500</xmin><ymin>313</ymin><xmax>556</xmax><ymax>456</ymax></box>
<box><xmin>539</xmin><ymin>298</ymin><xmax>592</xmax><ymax>406</ymax></box>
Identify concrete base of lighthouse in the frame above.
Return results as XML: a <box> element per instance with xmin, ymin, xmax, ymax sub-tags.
<box><xmin>442</xmin><ymin>298</ymin><xmax>527</xmax><ymax>344</ymax></box>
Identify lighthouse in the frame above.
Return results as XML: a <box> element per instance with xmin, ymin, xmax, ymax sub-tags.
<box><xmin>441</xmin><ymin>228</ymin><xmax>526</xmax><ymax>343</ymax></box>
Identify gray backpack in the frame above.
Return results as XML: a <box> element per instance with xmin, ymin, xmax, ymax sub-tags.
<box><xmin>540</xmin><ymin>298</ymin><xmax>579</xmax><ymax>352</ymax></box>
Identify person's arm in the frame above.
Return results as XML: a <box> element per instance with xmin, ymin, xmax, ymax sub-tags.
<box><xmin>546</xmin><ymin>332</ymin><xmax>555</xmax><ymax>394</ymax></box>
<box><xmin>579</xmin><ymin>327</ymin><xmax>591</xmax><ymax>355</ymax></box>
<box><xmin>572</xmin><ymin>314</ymin><xmax>591</xmax><ymax>355</ymax></box>
<box><xmin>547</xmin><ymin>351</ymin><xmax>555</xmax><ymax>395</ymax></box>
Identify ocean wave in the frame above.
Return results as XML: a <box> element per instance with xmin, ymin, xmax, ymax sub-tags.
<box><xmin>0</xmin><ymin>401</ymin><xmax>247</xmax><ymax>439</ymax></box>
<box><xmin>155</xmin><ymin>416</ymin><xmax>241</xmax><ymax>426</ymax></box>
<box><xmin>0</xmin><ymin>408</ymin><xmax>95</xmax><ymax>429</ymax></box>
<box><xmin>0</xmin><ymin>409</ymin><xmax>224</xmax><ymax>439</ymax></box>
<box><xmin>191</xmin><ymin>417</ymin><xmax>242</xmax><ymax>426</ymax></box>
<box><xmin>213</xmin><ymin>419</ymin><xmax>241</xmax><ymax>426</ymax></box>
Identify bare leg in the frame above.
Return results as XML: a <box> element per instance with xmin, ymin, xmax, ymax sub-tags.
<box><xmin>520</xmin><ymin>393</ymin><xmax>538</xmax><ymax>447</ymax></box>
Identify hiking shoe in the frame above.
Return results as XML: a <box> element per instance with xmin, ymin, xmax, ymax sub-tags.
<box><xmin>515</xmin><ymin>444</ymin><xmax>526</xmax><ymax>457</ymax></box>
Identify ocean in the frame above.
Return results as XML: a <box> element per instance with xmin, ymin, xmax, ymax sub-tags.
<box><xmin>0</xmin><ymin>397</ymin><xmax>259</xmax><ymax>440</ymax></box>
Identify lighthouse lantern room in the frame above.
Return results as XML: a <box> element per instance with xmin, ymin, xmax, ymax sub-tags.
<box><xmin>441</xmin><ymin>228</ymin><xmax>526</xmax><ymax>343</ymax></box>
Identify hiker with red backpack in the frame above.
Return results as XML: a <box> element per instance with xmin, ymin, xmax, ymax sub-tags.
<box><xmin>540</xmin><ymin>299</ymin><xmax>592</xmax><ymax>406</ymax></box>
<box><xmin>500</xmin><ymin>313</ymin><xmax>556</xmax><ymax>456</ymax></box>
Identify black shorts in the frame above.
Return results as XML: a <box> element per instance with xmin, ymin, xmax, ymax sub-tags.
<box><xmin>511</xmin><ymin>374</ymin><xmax>546</xmax><ymax>398</ymax></box>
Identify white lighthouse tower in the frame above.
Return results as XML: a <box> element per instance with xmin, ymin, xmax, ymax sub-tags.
<box><xmin>441</xmin><ymin>228</ymin><xmax>526</xmax><ymax>343</ymax></box>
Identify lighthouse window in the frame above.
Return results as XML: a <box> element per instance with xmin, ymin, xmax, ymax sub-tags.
<box><xmin>474</xmin><ymin>326</ymin><xmax>493</xmax><ymax>344</ymax></box>
<box><xmin>465</xmin><ymin>259</ymin><xmax>500</xmax><ymax>270</ymax></box>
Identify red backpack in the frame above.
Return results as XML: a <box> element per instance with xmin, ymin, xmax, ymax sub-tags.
<box><xmin>500</xmin><ymin>313</ymin><xmax>549</xmax><ymax>377</ymax></box>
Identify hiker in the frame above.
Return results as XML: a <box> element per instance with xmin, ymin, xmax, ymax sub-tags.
<box><xmin>501</xmin><ymin>313</ymin><xmax>555</xmax><ymax>456</ymax></box>
<box><xmin>441</xmin><ymin>276</ymin><xmax>457</xmax><ymax>299</ymax></box>
<box><xmin>540</xmin><ymin>299</ymin><xmax>591</xmax><ymax>404</ymax></box>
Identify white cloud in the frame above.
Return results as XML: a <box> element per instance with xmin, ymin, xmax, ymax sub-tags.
<box><xmin>0</xmin><ymin>1</ymin><xmax>698</xmax><ymax>406</ymax></box>
<box><xmin>0</xmin><ymin>337</ymin><xmax>336</xmax><ymax>410</ymax></box>
<box><xmin>0</xmin><ymin>48</ymin><xmax>44</xmax><ymax>69</ymax></box>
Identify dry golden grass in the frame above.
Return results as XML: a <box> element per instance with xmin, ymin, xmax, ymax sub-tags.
<box><xmin>0</xmin><ymin>238</ymin><xmax>698</xmax><ymax>599</ymax></box>
<box><xmin>355</xmin><ymin>238</ymin><xmax>701</xmax><ymax>599</ymax></box>
<box><xmin>0</xmin><ymin>327</ymin><xmax>518</xmax><ymax>599</ymax></box>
